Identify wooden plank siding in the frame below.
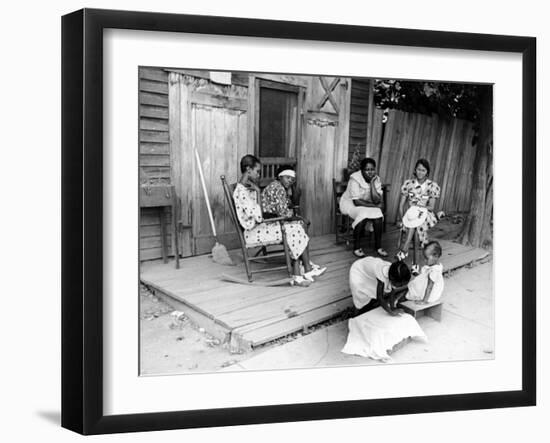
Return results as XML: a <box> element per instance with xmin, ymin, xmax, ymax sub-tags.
<box><xmin>139</xmin><ymin>67</ymin><xmax>172</xmax><ymax>261</ymax></box>
<box><xmin>139</xmin><ymin>68</ymin><xmax>478</xmax><ymax>262</ymax></box>
<box><xmin>348</xmin><ymin>79</ymin><xmax>371</xmax><ymax>160</ymax></box>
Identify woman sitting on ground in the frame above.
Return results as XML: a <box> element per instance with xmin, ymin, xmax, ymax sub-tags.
<box><xmin>396</xmin><ymin>158</ymin><xmax>441</xmax><ymax>274</ymax></box>
<box><xmin>339</xmin><ymin>157</ymin><xmax>387</xmax><ymax>258</ymax></box>
<box><xmin>349</xmin><ymin>256</ymin><xmax>411</xmax><ymax>316</ymax></box>
<box><xmin>233</xmin><ymin>155</ymin><xmax>325</xmax><ymax>287</ymax></box>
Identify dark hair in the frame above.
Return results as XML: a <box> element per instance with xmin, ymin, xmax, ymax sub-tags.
<box><xmin>424</xmin><ymin>240</ymin><xmax>442</xmax><ymax>259</ymax></box>
<box><xmin>276</xmin><ymin>164</ymin><xmax>295</xmax><ymax>176</ymax></box>
<box><xmin>360</xmin><ymin>157</ymin><xmax>376</xmax><ymax>170</ymax></box>
<box><xmin>240</xmin><ymin>154</ymin><xmax>261</xmax><ymax>174</ymax></box>
<box><xmin>414</xmin><ymin>158</ymin><xmax>431</xmax><ymax>176</ymax></box>
<box><xmin>388</xmin><ymin>261</ymin><xmax>411</xmax><ymax>287</ymax></box>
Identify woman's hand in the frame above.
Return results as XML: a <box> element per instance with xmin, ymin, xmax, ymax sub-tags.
<box><xmin>396</xmin><ymin>220</ymin><xmax>403</xmax><ymax>228</ymax></box>
<box><xmin>389</xmin><ymin>308</ymin><xmax>404</xmax><ymax>316</ymax></box>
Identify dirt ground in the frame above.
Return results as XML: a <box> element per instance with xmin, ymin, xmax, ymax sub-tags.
<box><xmin>140</xmin><ymin>213</ymin><xmax>492</xmax><ymax>375</ymax></box>
<box><xmin>139</xmin><ymin>284</ymin><xmax>354</xmax><ymax>375</ymax></box>
<box><xmin>139</xmin><ymin>286</ymin><xmax>249</xmax><ymax>375</ymax></box>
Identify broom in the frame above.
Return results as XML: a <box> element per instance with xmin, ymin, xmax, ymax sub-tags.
<box><xmin>194</xmin><ymin>148</ymin><xmax>234</xmax><ymax>266</ymax></box>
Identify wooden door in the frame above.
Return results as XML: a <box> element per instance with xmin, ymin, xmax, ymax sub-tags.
<box><xmin>299</xmin><ymin>76</ymin><xmax>351</xmax><ymax>236</ymax></box>
<box><xmin>169</xmin><ymin>73</ymin><xmax>248</xmax><ymax>256</ymax></box>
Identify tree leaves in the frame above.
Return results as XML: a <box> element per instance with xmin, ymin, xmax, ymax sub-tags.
<box><xmin>373</xmin><ymin>80</ymin><xmax>486</xmax><ymax>123</ymax></box>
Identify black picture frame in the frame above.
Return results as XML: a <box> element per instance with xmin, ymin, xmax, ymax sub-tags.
<box><xmin>61</xmin><ymin>8</ymin><xmax>536</xmax><ymax>435</ymax></box>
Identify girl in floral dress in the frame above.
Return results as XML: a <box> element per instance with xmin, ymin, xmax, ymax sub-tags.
<box><xmin>233</xmin><ymin>156</ymin><xmax>325</xmax><ymax>286</ymax></box>
<box><xmin>396</xmin><ymin>158</ymin><xmax>441</xmax><ymax>274</ymax></box>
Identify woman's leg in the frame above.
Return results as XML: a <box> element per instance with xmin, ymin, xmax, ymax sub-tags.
<box><xmin>400</xmin><ymin>227</ymin><xmax>416</xmax><ymax>253</ymax></box>
<box><xmin>413</xmin><ymin>230</ymin><xmax>421</xmax><ymax>266</ymax></box>
<box><xmin>301</xmin><ymin>248</ymin><xmax>312</xmax><ymax>273</ymax></box>
<box><xmin>353</xmin><ymin>219</ymin><xmax>369</xmax><ymax>250</ymax></box>
<box><xmin>292</xmin><ymin>259</ymin><xmax>300</xmax><ymax>276</ymax></box>
<box><xmin>372</xmin><ymin>217</ymin><xmax>384</xmax><ymax>250</ymax></box>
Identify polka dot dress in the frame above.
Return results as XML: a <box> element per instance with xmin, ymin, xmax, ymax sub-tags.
<box><xmin>233</xmin><ymin>183</ymin><xmax>308</xmax><ymax>258</ymax></box>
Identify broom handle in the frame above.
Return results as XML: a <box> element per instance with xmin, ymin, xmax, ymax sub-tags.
<box><xmin>194</xmin><ymin>148</ymin><xmax>218</xmax><ymax>238</ymax></box>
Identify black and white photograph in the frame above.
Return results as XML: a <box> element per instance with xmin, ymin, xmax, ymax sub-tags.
<box><xmin>138</xmin><ymin>68</ymin><xmax>494</xmax><ymax>375</ymax></box>
<box><xmin>2</xmin><ymin>0</ymin><xmax>546</xmax><ymax>440</ymax></box>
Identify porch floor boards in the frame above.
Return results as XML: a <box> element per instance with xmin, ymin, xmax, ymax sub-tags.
<box><xmin>140</xmin><ymin>229</ymin><xmax>488</xmax><ymax>352</ymax></box>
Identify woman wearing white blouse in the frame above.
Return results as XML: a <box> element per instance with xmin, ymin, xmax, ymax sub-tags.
<box><xmin>339</xmin><ymin>158</ymin><xmax>387</xmax><ymax>258</ymax></box>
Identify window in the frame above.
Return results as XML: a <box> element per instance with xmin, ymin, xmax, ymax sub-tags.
<box><xmin>259</xmin><ymin>86</ymin><xmax>298</xmax><ymax>158</ymax></box>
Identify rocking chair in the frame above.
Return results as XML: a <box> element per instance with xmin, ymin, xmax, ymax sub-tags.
<box><xmin>221</xmin><ymin>175</ymin><xmax>296</xmax><ymax>282</ymax></box>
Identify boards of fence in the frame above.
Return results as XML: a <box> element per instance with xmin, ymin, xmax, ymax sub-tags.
<box><xmin>367</xmin><ymin>108</ymin><xmax>477</xmax><ymax>223</ymax></box>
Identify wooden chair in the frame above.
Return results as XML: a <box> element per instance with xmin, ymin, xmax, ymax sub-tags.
<box><xmin>332</xmin><ymin>178</ymin><xmax>389</xmax><ymax>247</ymax></box>
<box><xmin>221</xmin><ymin>175</ymin><xmax>295</xmax><ymax>282</ymax></box>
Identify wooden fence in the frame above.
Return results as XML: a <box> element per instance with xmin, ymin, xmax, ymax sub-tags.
<box><xmin>367</xmin><ymin>108</ymin><xmax>478</xmax><ymax>223</ymax></box>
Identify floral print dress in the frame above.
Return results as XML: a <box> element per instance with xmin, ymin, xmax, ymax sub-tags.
<box><xmin>400</xmin><ymin>178</ymin><xmax>441</xmax><ymax>246</ymax></box>
<box><xmin>261</xmin><ymin>180</ymin><xmax>309</xmax><ymax>260</ymax></box>
<box><xmin>233</xmin><ymin>182</ymin><xmax>307</xmax><ymax>260</ymax></box>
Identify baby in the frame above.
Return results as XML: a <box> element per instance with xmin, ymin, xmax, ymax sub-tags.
<box><xmin>405</xmin><ymin>241</ymin><xmax>444</xmax><ymax>304</ymax></box>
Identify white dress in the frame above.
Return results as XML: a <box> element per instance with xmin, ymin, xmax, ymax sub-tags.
<box><xmin>406</xmin><ymin>263</ymin><xmax>444</xmax><ymax>303</ymax></box>
<box><xmin>339</xmin><ymin>171</ymin><xmax>383</xmax><ymax>229</ymax></box>
<box><xmin>349</xmin><ymin>257</ymin><xmax>392</xmax><ymax>309</ymax></box>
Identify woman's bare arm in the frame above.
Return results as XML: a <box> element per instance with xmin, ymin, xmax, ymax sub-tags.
<box><xmin>369</xmin><ymin>176</ymin><xmax>382</xmax><ymax>205</ymax></box>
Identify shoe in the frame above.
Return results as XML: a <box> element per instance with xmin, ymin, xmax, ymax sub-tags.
<box><xmin>304</xmin><ymin>266</ymin><xmax>327</xmax><ymax>281</ymax></box>
<box><xmin>411</xmin><ymin>264</ymin><xmax>420</xmax><ymax>276</ymax></box>
<box><xmin>290</xmin><ymin>275</ymin><xmax>311</xmax><ymax>287</ymax></box>
<box><xmin>377</xmin><ymin>248</ymin><xmax>388</xmax><ymax>257</ymax></box>
<box><xmin>353</xmin><ymin>249</ymin><xmax>366</xmax><ymax>258</ymax></box>
<box><xmin>309</xmin><ymin>261</ymin><xmax>322</xmax><ymax>271</ymax></box>
<box><xmin>395</xmin><ymin>250</ymin><xmax>408</xmax><ymax>261</ymax></box>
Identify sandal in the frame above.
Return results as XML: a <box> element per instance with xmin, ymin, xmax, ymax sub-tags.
<box><xmin>309</xmin><ymin>261</ymin><xmax>321</xmax><ymax>271</ymax></box>
<box><xmin>395</xmin><ymin>250</ymin><xmax>408</xmax><ymax>261</ymax></box>
<box><xmin>290</xmin><ymin>275</ymin><xmax>311</xmax><ymax>287</ymax></box>
<box><xmin>304</xmin><ymin>266</ymin><xmax>327</xmax><ymax>281</ymax></box>
<box><xmin>353</xmin><ymin>249</ymin><xmax>366</xmax><ymax>258</ymax></box>
<box><xmin>377</xmin><ymin>248</ymin><xmax>388</xmax><ymax>257</ymax></box>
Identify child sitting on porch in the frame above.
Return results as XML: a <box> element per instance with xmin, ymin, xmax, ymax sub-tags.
<box><xmin>349</xmin><ymin>257</ymin><xmax>411</xmax><ymax>316</ymax></box>
<box><xmin>404</xmin><ymin>241</ymin><xmax>444</xmax><ymax>305</ymax></box>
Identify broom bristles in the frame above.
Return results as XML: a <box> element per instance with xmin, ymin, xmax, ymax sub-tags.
<box><xmin>212</xmin><ymin>242</ymin><xmax>234</xmax><ymax>266</ymax></box>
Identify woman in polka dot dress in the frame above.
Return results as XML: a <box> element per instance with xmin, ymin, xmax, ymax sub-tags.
<box><xmin>396</xmin><ymin>158</ymin><xmax>441</xmax><ymax>274</ymax></box>
<box><xmin>233</xmin><ymin>155</ymin><xmax>326</xmax><ymax>286</ymax></box>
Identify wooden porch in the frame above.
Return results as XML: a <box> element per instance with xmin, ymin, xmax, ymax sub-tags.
<box><xmin>140</xmin><ymin>228</ymin><xmax>488</xmax><ymax>352</ymax></box>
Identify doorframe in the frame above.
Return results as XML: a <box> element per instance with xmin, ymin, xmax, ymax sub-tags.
<box><xmin>250</xmin><ymin>76</ymin><xmax>306</xmax><ymax>185</ymax></box>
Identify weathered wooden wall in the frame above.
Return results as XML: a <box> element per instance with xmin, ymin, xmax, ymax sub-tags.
<box><xmin>139</xmin><ymin>67</ymin><xmax>174</xmax><ymax>261</ymax></box>
<box><xmin>169</xmin><ymin>72</ymin><xmax>249</xmax><ymax>256</ymax></box>
<box><xmin>163</xmin><ymin>72</ymin><xmax>350</xmax><ymax>257</ymax></box>
<box><xmin>139</xmin><ymin>69</ymin><xmax>478</xmax><ymax>260</ymax></box>
<box><xmin>367</xmin><ymin>109</ymin><xmax>477</xmax><ymax>223</ymax></box>
<box><xmin>300</xmin><ymin>76</ymin><xmax>350</xmax><ymax>236</ymax></box>
<box><xmin>348</xmin><ymin>79</ymin><xmax>371</xmax><ymax>160</ymax></box>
